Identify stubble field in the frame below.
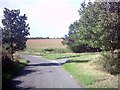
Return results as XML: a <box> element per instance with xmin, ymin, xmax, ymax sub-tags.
<box><xmin>26</xmin><ymin>39</ymin><xmax>66</xmax><ymax>49</ymax></box>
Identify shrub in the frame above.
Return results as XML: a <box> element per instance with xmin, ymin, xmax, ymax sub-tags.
<box><xmin>100</xmin><ymin>50</ymin><xmax>120</xmax><ymax>75</ymax></box>
<box><xmin>2</xmin><ymin>55</ymin><xmax>15</xmax><ymax>73</ymax></box>
<box><xmin>42</xmin><ymin>48</ymin><xmax>70</xmax><ymax>53</ymax></box>
<box><xmin>69</xmin><ymin>44</ymin><xmax>101</xmax><ymax>53</ymax></box>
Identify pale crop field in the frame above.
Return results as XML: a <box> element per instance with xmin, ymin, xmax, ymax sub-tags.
<box><xmin>26</xmin><ymin>39</ymin><xmax>67</xmax><ymax>49</ymax></box>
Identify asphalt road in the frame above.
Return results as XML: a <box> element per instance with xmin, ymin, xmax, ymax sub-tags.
<box><xmin>5</xmin><ymin>54</ymin><xmax>82</xmax><ymax>89</ymax></box>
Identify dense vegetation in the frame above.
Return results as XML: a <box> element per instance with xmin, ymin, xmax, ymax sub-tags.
<box><xmin>1</xmin><ymin>8</ymin><xmax>30</xmax><ymax>82</ymax></box>
<box><xmin>63</xmin><ymin>1</ymin><xmax>120</xmax><ymax>74</ymax></box>
<box><xmin>2</xmin><ymin>8</ymin><xmax>30</xmax><ymax>58</ymax></box>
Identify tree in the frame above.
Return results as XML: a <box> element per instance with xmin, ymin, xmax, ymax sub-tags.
<box><xmin>63</xmin><ymin>1</ymin><xmax>120</xmax><ymax>74</ymax></box>
<box><xmin>77</xmin><ymin>1</ymin><xmax>120</xmax><ymax>52</ymax></box>
<box><xmin>2</xmin><ymin>8</ymin><xmax>30</xmax><ymax>59</ymax></box>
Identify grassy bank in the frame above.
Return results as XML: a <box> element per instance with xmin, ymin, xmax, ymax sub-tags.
<box><xmin>43</xmin><ymin>52</ymin><xmax>119</xmax><ymax>88</ymax></box>
<box><xmin>2</xmin><ymin>57</ymin><xmax>28</xmax><ymax>83</ymax></box>
<box><xmin>63</xmin><ymin>62</ymin><xmax>118</xmax><ymax>88</ymax></box>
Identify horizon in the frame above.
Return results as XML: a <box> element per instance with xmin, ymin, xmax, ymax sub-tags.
<box><xmin>0</xmin><ymin>0</ymin><xmax>95</xmax><ymax>38</ymax></box>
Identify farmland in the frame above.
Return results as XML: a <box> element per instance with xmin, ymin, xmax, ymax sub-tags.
<box><xmin>21</xmin><ymin>38</ymin><xmax>119</xmax><ymax>88</ymax></box>
<box><xmin>26</xmin><ymin>39</ymin><xmax>66</xmax><ymax>49</ymax></box>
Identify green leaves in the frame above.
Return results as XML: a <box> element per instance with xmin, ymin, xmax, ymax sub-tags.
<box><xmin>62</xmin><ymin>1</ymin><xmax>120</xmax><ymax>75</ymax></box>
<box><xmin>63</xmin><ymin>1</ymin><xmax>120</xmax><ymax>52</ymax></box>
<box><xmin>2</xmin><ymin>8</ymin><xmax>30</xmax><ymax>59</ymax></box>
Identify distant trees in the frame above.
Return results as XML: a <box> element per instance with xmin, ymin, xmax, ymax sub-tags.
<box><xmin>2</xmin><ymin>8</ymin><xmax>30</xmax><ymax>59</ymax></box>
<box><xmin>63</xmin><ymin>1</ymin><xmax>120</xmax><ymax>74</ymax></box>
<box><xmin>27</xmin><ymin>37</ymin><xmax>62</xmax><ymax>39</ymax></box>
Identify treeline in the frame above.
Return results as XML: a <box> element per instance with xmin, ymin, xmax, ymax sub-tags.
<box><xmin>63</xmin><ymin>1</ymin><xmax>120</xmax><ymax>74</ymax></box>
<box><xmin>27</xmin><ymin>37</ymin><xmax>62</xmax><ymax>39</ymax></box>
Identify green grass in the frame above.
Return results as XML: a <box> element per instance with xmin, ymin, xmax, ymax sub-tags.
<box><xmin>42</xmin><ymin>52</ymin><xmax>100</xmax><ymax>60</ymax></box>
<box><xmin>20</xmin><ymin>47</ymin><xmax>70</xmax><ymax>56</ymax></box>
<box><xmin>63</xmin><ymin>63</ymin><xmax>99</xmax><ymax>87</ymax></box>
<box><xmin>62</xmin><ymin>52</ymin><xmax>118</xmax><ymax>88</ymax></box>
<box><xmin>4</xmin><ymin>37</ymin><xmax>119</xmax><ymax>88</ymax></box>
<box><xmin>43</xmin><ymin>53</ymin><xmax>81</xmax><ymax>60</ymax></box>
<box><xmin>2</xmin><ymin>58</ymin><xmax>28</xmax><ymax>83</ymax></box>
<box><xmin>63</xmin><ymin>63</ymin><xmax>118</xmax><ymax>88</ymax></box>
<box><xmin>20</xmin><ymin>45</ymin><xmax>119</xmax><ymax>88</ymax></box>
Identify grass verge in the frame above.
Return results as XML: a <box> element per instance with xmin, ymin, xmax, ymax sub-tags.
<box><xmin>42</xmin><ymin>52</ymin><xmax>99</xmax><ymax>60</ymax></box>
<box><xmin>62</xmin><ymin>53</ymin><xmax>118</xmax><ymax>88</ymax></box>
<box><xmin>43</xmin><ymin>53</ymin><xmax>81</xmax><ymax>60</ymax></box>
<box><xmin>43</xmin><ymin>52</ymin><xmax>118</xmax><ymax>88</ymax></box>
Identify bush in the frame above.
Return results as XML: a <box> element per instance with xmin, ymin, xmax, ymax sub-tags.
<box><xmin>69</xmin><ymin>44</ymin><xmax>101</xmax><ymax>53</ymax></box>
<box><xmin>100</xmin><ymin>50</ymin><xmax>120</xmax><ymax>75</ymax></box>
<box><xmin>42</xmin><ymin>48</ymin><xmax>70</xmax><ymax>53</ymax></box>
<box><xmin>2</xmin><ymin>55</ymin><xmax>15</xmax><ymax>73</ymax></box>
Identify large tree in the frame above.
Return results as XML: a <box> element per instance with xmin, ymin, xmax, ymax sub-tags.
<box><xmin>63</xmin><ymin>1</ymin><xmax>120</xmax><ymax>74</ymax></box>
<box><xmin>2</xmin><ymin>8</ymin><xmax>30</xmax><ymax>59</ymax></box>
<box><xmin>62</xmin><ymin>20</ymin><xmax>101</xmax><ymax>53</ymax></box>
<box><xmin>78</xmin><ymin>2</ymin><xmax>119</xmax><ymax>52</ymax></box>
<box><xmin>64</xmin><ymin>1</ymin><xmax>119</xmax><ymax>52</ymax></box>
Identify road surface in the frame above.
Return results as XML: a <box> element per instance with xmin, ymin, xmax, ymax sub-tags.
<box><xmin>4</xmin><ymin>54</ymin><xmax>82</xmax><ymax>89</ymax></box>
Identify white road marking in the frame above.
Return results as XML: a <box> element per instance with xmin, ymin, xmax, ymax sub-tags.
<box><xmin>52</xmin><ymin>60</ymin><xmax>59</xmax><ymax>64</ymax></box>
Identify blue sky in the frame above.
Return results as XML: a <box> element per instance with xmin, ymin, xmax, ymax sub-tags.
<box><xmin>0</xmin><ymin>0</ymin><xmax>94</xmax><ymax>38</ymax></box>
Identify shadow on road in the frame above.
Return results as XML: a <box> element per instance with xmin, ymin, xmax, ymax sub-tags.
<box><xmin>3</xmin><ymin>62</ymin><xmax>61</xmax><ymax>89</ymax></box>
<box><xmin>2</xmin><ymin>68</ymin><xmax>37</xmax><ymax>90</ymax></box>
<box><xmin>16</xmin><ymin>69</ymin><xmax>37</xmax><ymax>77</ymax></box>
<box><xmin>3</xmin><ymin>79</ymin><xmax>36</xmax><ymax>90</ymax></box>
<box><xmin>2</xmin><ymin>59</ymin><xmax>88</xmax><ymax>89</ymax></box>
<box><xmin>3</xmin><ymin>81</ymin><xmax>36</xmax><ymax>90</ymax></box>
<box><xmin>27</xmin><ymin>62</ymin><xmax>61</xmax><ymax>66</ymax></box>
<box><xmin>27</xmin><ymin>59</ymin><xmax>90</xmax><ymax>68</ymax></box>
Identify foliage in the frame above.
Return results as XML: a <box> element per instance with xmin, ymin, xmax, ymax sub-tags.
<box><xmin>2</xmin><ymin>8</ymin><xmax>30</xmax><ymax>59</ymax></box>
<box><xmin>62</xmin><ymin>21</ymin><xmax>101</xmax><ymax>53</ymax></box>
<box><xmin>42</xmin><ymin>48</ymin><xmax>69</xmax><ymax>53</ymax></box>
<box><xmin>2</xmin><ymin>55</ymin><xmax>15</xmax><ymax>73</ymax></box>
<box><xmin>63</xmin><ymin>1</ymin><xmax>120</xmax><ymax>74</ymax></box>
<box><xmin>2</xmin><ymin>57</ymin><xmax>28</xmax><ymax>85</ymax></box>
<box><xmin>63</xmin><ymin>1</ymin><xmax>120</xmax><ymax>52</ymax></box>
<box><xmin>99</xmin><ymin>50</ymin><xmax>120</xmax><ymax>75</ymax></box>
<box><xmin>27</xmin><ymin>37</ymin><xmax>52</xmax><ymax>39</ymax></box>
<box><xmin>1</xmin><ymin>8</ymin><xmax>30</xmax><ymax>79</ymax></box>
<box><xmin>63</xmin><ymin>53</ymin><xmax>118</xmax><ymax>88</ymax></box>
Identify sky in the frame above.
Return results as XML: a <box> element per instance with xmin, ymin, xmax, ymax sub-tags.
<box><xmin>0</xmin><ymin>0</ymin><xmax>94</xmax><ymax>38</ymax></box>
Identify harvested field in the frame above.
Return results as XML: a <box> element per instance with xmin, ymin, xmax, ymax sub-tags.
<box><xmin>26</xmin><ymin>39</ymin><xmax>67</xmax><ymax>49</ymax></box>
